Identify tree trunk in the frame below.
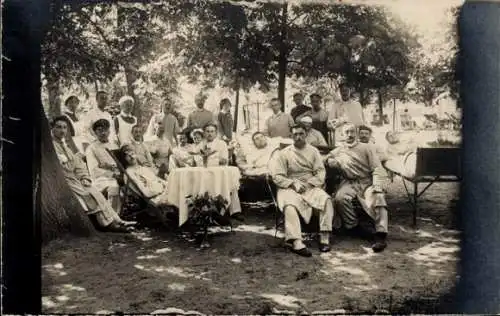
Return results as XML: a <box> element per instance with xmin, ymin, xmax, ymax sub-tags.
<box><xmin>357</xmin><ymin>86</ymin><xmax>369</xmax><ymax>107</ymax></box>
<box><xmin>40</xmin><ymin>104</ymin><xmax>95</xmax><ymax>244</ymax></box>
<box><xmin>377</xmin><ymin>88</ymin><xmax>385</xmax><ymax>124</ymax></box>
<box><xmin>392</xmin><ymin>98</ymin><xmax>397</xmax><ymax>131</ymax></box>
<box><xmin>277</xmin><ymin>2</ymin><xmax>288</xmax><ymax>112</ymax></box>
<box><xmin>46</xmin><ymin>75</ymin><xmax>61</xmax><ymax>119</ymax></box>
<box><xmin>233</xmin><ymin>80</ymin><xmax>240</xmax><ymax>133</ymax></box>
<box><xmin>124</xmin><ymin>66</ymin><xmax>141</xmax><ymax>120</ymax></box>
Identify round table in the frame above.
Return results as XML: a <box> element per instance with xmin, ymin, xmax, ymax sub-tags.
<box><xmin>166</xmin><ymin>166</ymin><xmax>242</xmax><ymax>226</ymax></box>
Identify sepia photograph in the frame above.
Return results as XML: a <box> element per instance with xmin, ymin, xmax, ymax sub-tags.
<box><xmin>37</xmin><ymin>0</ymin><xmax>463</xmax><ymax>314</ymax></box>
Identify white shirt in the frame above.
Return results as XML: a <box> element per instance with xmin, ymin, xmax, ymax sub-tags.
<box><xmin>328</xmin><ymin>100</ymin><xmax>365</xmax><ymax>126</ymax></box>
<box><xmin>197</xmin><ymin>138</ymin><xmax>229</xmax><ymax>167</ymax></box>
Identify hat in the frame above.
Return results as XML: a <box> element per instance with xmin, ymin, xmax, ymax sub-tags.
<box><xmin>92</xmin><ymin>119</ymin><xmax>110</xmax><ymax>131</ymax></box>
<box><xmin>299</xmin><ymin>115</ymin><xmax>313</xmax><ymax>124</ymax></box>
<box><xmin>190</xmin><ymin>128</ymin><xmax>204</xmax><ymax>139</ymax></box>
<box><xmin>119</xmin><ymin>95</ymin><xmax>134</xmax><ymax>107</ymax></box>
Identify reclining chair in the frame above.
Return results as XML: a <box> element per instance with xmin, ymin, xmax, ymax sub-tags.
<box><xmin>105</xmin><ymin>148</ymin><xmax>178</xmax><ymax>228</ymax></box>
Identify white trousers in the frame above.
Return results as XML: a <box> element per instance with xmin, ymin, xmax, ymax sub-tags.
<box><xmin>283</xmin><ymin>199</ymin><xmax>334</xmax><ymax>241</ymax></box>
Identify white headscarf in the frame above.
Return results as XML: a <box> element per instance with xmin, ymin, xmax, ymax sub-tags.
<box><xmin>119</xmin><ymin>96</ymin><xmax>134</xmax><ymax>108</ymax></box>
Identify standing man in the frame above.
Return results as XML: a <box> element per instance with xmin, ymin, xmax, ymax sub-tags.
<box><xmin>328</xmin><ymin>83</ymin><xmax>365</xmax><ymax>145</ymax></box>
<box><xmin>84</xmin><ymin>91</ymin><xmax>118</xmax><ymax>148</ymax></box>
<box><xmin>290</xmin><ymin>92</ymin><xmax>311</xmax><ymax>122</ymax></box>
<box><xmin>161</xmin><ymin>101</ymin><xmax>181</xmax><ymax>146</ymax></box>
<box><xmin>325</xmin><ymin>124</ymin><xmax>389</xmax><ymax>252</ymax></box>
<box><xmin>187</xmin><ymin>92</ymin><xmax>215</xmax><ymax>130</ymax></box>
<box><xmin>263</xmin><ymin>98</ymin><xmax>295</xmax><ymax>138</ymax></box>
<box><xmin>297</xmin><ymin>93</ymin><xmax>329</xmax><ymax>141</ymax></box>
<box><xmin>114</xmin><ymin>95</ymin><xmax>137</xmax><ymax>146</ymax></box>
<box><xmin>62</xmin><ymin>95</ymin><xmax>83</xmax><ymax>155</ymax></box>
<box><xmin>269</xmin><ymin>124</ymin><xmax>334</xmax><ymax>257</ymax></box>
<box><xmin>217</xmin><ymin>98</ymin><xmax>234</xmax><ymax>142</ymax></box>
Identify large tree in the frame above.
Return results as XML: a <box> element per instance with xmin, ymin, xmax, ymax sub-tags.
<box><xmin>170</xmin><ymin>1</ymin><xmax>418</xmax><ymax>112</ymax></box>
<box><xmin>41</xmin><ymin>2</ymin><xmax>181</xmax><ymax>122</ymax></box>
<box><xmin>40</xmin><ymin>105</ymin><xmax>96</xmax><ymax>243</ymax></box>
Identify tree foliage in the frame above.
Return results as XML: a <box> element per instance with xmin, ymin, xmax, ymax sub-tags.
<box><xmin>169</xmin><ymin>1</ymin><xmax>418</xmax><ymax>109</ymax></box>
<box><xmin>41</xmin><ymin>1</ymin><xmax>183</xmax><ymax>119</ymax></box>
<box><xmin>409</xmin><ymin>6</ymin><xmax>460</xmax><ymax>107</ymax></box>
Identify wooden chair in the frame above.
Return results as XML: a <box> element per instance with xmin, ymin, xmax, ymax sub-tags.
<box><xmin>384</xmin><ymin>147</ymin><xmax>461</xmax><ymax>227</ymax></box>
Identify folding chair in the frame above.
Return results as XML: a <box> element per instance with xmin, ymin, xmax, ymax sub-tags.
<box><xmin>105</xmin><ymin>148</ymin><xmax>177</xmax><ymax>227</ymax></box>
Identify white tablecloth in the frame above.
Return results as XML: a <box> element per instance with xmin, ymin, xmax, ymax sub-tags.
<box><xmin>166</xmin><ymin>166</ymin><xmax>242</xmax><ymax>226</ymax></box>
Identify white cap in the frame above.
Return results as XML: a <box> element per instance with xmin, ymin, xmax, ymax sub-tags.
<box><xmin>119</xmin><ymin>96</ymin><xmax>134</xmax><ymax>107</ymax></box>
<box><xmin>299</xmin><ymin>116</ymin><xmax>313</xmax><ymax>124</ymax></box>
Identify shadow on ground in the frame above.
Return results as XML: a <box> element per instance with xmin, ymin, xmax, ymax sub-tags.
<box><xmin>42</xmin><ymin>181</ymin><xmax>460</xmax><ymax>314</ymax></box>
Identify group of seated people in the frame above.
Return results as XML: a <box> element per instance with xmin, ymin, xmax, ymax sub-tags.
<box><xmin>51</xmin><ymin>88</ymin><xmax>423</xmax><ymax>258</ymax></box>
<box><xmin>52</xmin><ymin>114</ymin><xmax>246</xmax><ymax>232</ymax></box>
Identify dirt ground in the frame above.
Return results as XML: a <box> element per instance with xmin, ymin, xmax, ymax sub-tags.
<box><xmin>42</xmin><ymin>180</ymin><xmax>460</xmax><ymax>314</ymax></box>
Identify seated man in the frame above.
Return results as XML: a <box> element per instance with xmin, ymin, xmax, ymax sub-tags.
<box><xmin>269</xmin><ymin>124</ymin><xmax>334</xmax><ymax>257</ymax></box>
<box><xmin>234</xmin><ymin>132</ymin><xmax>279</xmax><ymax>176</ymax></box>
<box><xmin>120</xmin><ymin>145</ymin><xmax>169</xmax><ymax>206</ymax></box>
<box><xmin>85</xmin><ymin>119</ymin><xmax>123</xmax><ymax>215</ymax></box>
<box><xmin>325</xmin><ymin>124</ymin><xmax>389</xmax><ymax>252</ymax></box>
<box><xmin>358</xmin><ymin>125</ymin><xmax>386</xmax><ymax>159</ymax></box>
<box><xmin>298</xmin><ymin>115</ymin><xmax>328</xmax><ymax>147</ymax></box>
<box><xmin>51</xmin><ymin>116</ymin><xmax>135</xmax><ymax>232</ymax></box>
<box><xmin>196</xmin><ymin>123</ymin><xmax>229</xmax><ymax>167</ymax></box>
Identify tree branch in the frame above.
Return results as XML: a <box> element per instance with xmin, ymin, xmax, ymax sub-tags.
<box><xmin>78</xmin><ymin>9</ymin><xmax>122</xmax><ymax>59</ymax></box>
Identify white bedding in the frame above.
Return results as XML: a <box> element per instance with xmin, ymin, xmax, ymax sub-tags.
<box><xmin>384</xmin><ymin>152</ymin><xmax>417</xmax><ymax>179</ymax></box>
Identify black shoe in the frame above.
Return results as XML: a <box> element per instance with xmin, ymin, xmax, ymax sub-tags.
<box><xmin>212</xmin><ymin>212</ymin><xmax>231</xmax><ymax>226</ymax></box>
<box><xmin>230</xmin><ymin>213</ymin><xmax>245</xmax><ymax>222</ymax></box>
<box><xmin>372</xmin><ymin>232</ymin><xmax>387</xmax><ymax>253</ymax></box>
<box><xmin>106</xmin><ymin>223</ymin><xmax>130</xmax><ymax>233</ymax></box>
<box><xmin>318</xmin><ymin>243</ymin><xmax>331</xmax><ymax>253</ymax></box>
<box><xmin>291</xmin><ymin>247</ymin><xmax>313</xmax><ymax>257</ymax></box>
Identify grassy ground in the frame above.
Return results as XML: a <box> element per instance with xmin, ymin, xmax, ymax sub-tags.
<box><xmin>42</xmin><ymin>180</ymin><xmax>460</xmax><ymax>314</ymax></box>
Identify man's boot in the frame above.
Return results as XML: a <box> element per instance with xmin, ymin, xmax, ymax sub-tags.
<box><xmin>285</xmin><ymin>239</ymin><xmax>312</xmax><ymax>257</ymax></box>
<box><xmin>318</xmin><ymin>232</ymin><xmax>331</xmax><ymax>252</ymax></box>
<box><xmin>372</xmin><ymin>232</ymin><xmax>387</xmax><ymax>252</ymax></box>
